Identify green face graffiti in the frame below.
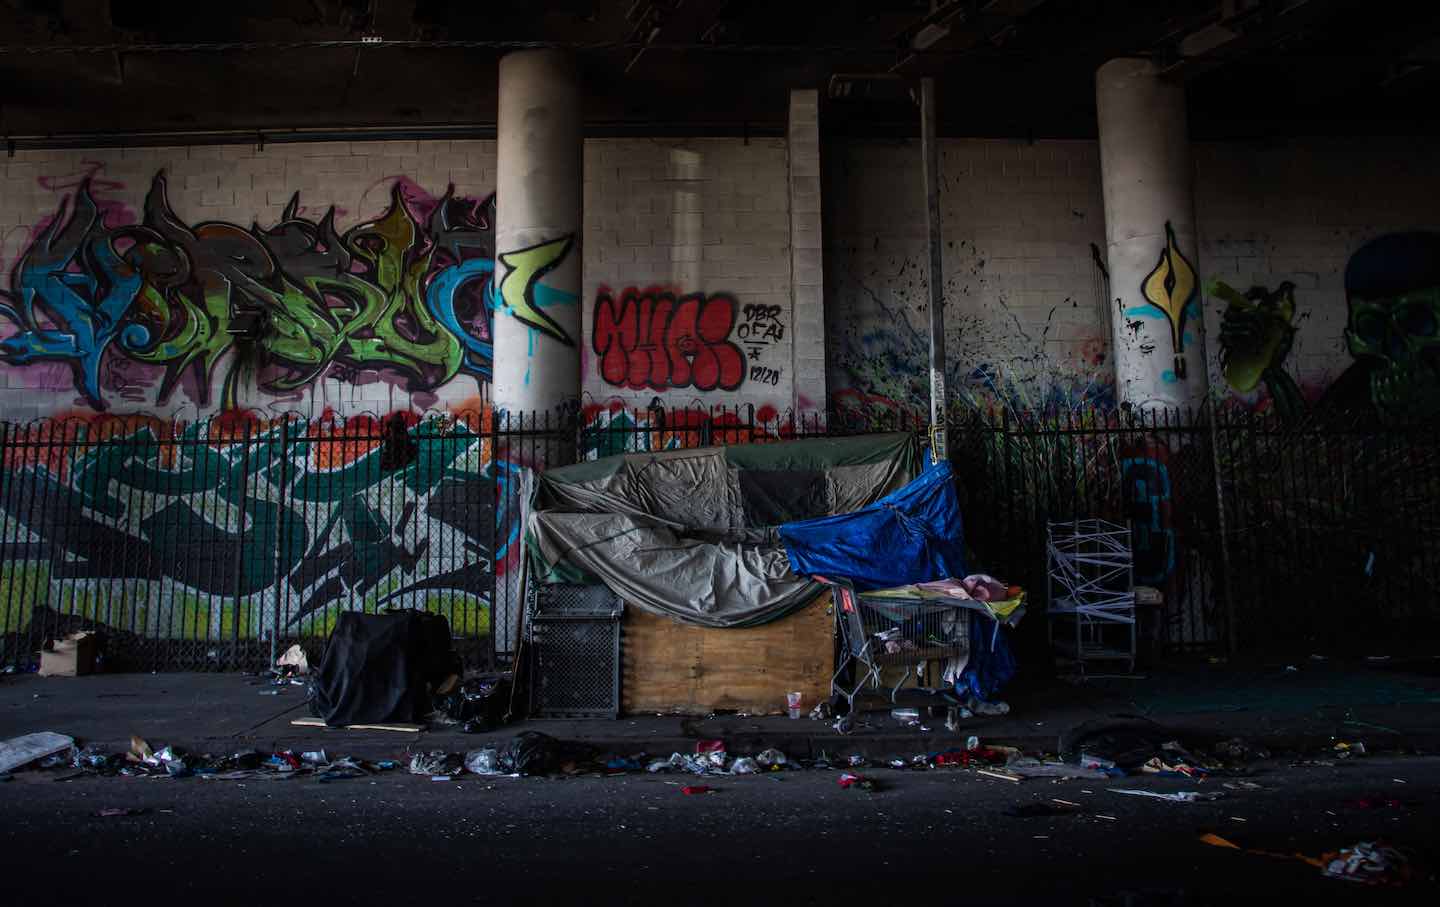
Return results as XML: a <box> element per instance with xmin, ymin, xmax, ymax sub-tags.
<box><xmin>1345</xmin><ymin>284</ymin><xmax>1440</xmax><ymax>419</ymax></box>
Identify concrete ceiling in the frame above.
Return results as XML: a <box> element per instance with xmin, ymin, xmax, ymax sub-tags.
<box><xmin>2</xmin><ymin>0</ymin><xmax>1438</xmax><ymax>146</ymax></box>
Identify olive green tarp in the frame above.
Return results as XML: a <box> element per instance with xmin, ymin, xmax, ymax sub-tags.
<box><xmin>527</xmin><ymin>433</ymin><xmax>921</xmax><ymax>628</ymax></box>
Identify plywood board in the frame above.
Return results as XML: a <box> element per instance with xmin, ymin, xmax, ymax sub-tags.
<box><xmin>622</xmin><ymin>591</ymin><xmax>834</xmax><ymax>716</ymax></box>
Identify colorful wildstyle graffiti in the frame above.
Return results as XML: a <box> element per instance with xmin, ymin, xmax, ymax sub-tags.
<box><xmin>591</xmin><ymin>287</ymin><xmax>747</xmax><ymax>391</ymax></box>
<box><xmin>0</xmin><ymin>172</ymin><xmax>576</xmax><ymax>412</ymax></box>
<box><xmin>0</xmin><ymin>413</ymin><xmax>520</xmax><ymax>646</ymax></box>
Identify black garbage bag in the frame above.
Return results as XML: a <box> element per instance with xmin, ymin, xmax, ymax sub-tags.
<box><xmin>497</xmin><ymin>731</ymin><xmax>557</xmax><ymax>776</ymax></box>
<box><xmin>436</xmin><ymin>672</ymin><xmax>512</xmax><ymax>731</ymax></box>
<box><xmin>310</xmin><ymin>610</ymin><xmax>461</xmax><ymax>727</ymax></box>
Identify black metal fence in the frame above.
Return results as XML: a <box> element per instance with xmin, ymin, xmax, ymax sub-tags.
<box><xmin>2</xmin><ymin>402</ymin><xmax>1435</xmax><ymax>672</ymax></box>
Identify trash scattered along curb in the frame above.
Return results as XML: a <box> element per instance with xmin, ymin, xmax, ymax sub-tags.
<box><xmin>1111</xmin><ymin>788</ymin><xmax>1224</xmax><ymax>803</ymax></box>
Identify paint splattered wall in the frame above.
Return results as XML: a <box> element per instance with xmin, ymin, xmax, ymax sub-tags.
<box><xmin>825</xmin><ymin>139</ymin><xmax>1113</xmax><ymax>420</ymax></box>
<box><xmin>826</xmin><ymin>136</ymin><xmax>1440</xmax><ymax>422</ymax></box>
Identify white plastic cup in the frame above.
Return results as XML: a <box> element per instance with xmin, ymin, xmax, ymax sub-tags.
<box><xmin>786</xmin><ymin>691</ymin><xmax>803</xmax><ymax>720</ymax></box>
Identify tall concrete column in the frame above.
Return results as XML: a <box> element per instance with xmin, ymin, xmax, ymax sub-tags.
<box><xmin>494</xmin><ymin>49</ymin><xmax>583</xmax><ymax>423</ymax></box>
<box><xmin>1097</xmin><ymin>58</ymin><xmax>1208</xmax><ymax>410</ymax></box>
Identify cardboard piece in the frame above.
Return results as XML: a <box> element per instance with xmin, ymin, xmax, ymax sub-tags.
<box><xmin>38</xmin><ymin>631</ymin><xmax>99</xmax><ymax>677</ymax></box>
<box><xmin>0</xmin><ymin>732</ymin><xmax>75</xmax><ymax>773</ymax></box>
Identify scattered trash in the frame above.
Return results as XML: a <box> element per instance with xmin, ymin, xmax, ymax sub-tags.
<box><xmin>259</xmin><ymin>689</ymin><xmax>282</xmax><ymax>696</ymax></box>
<box><xmin>408</xmin><ymin>751</ymin><xmax>461</xmax><ymax>776</ymax></box>
<box><xmin>300</xmin><ymin>750</ymin><xmax>328</xmax><ymax>765</ymax></box>
<box><xmin>846</xmin><ymin>755</ymin><xmax>867</xmax><ymax>767</ymax></box>
<box><xmin>695</xmin><ymin>739</ymin><xmax>725</xmax><ymax>754</ymax></box>
<box><xmin>808</xmin><ymin>701</ymin><xmax>831</xmax><ymax>721</ymax></box>
<box><xmin>681</xmin><ymin>785</ymin><xmax>715</xmax><ymax>795</ymax></box>
<box><xmin>596</xmin><ymin>758</ymin><xmax>637</xmax><ymax>775</ymax></box>
<box><xmin>94</xmin><ymin>807</ymin><xmax>150</xmax><ymax>818</ymax></box>
<box><xmin>965</xmin><ymin>735</ymin><xmax>980</xmax><ymax>751</ymax></box>
<box><xmin>890</xmin><ymin>708</ymin><xmax>921</xmax><ymax>727</ymax></box>
<box><xmin>430</xmin><ymin>775</ymin><xmax>451</xmax><ymax>782</ymax></box>
<box><xmin>1284</xmin><ymin>665</ymin><xmax>1298</xmax><ymax>672</ymax></box>
<box><xmin>1333</xmin><ymin>741</ymin><xmax>1366</xmax><ymax>759</ymax></box>
<box><xmin>786</xmin><ymin>691</ymin><xmax>803</xmax><ymax>720</ymax></box>
<box><xmin>755</xmin><ymin>748</ymin><xmax>788</xmax><ymax>770</ymax></box>
<box><xmin>1321</xmin><ymin>841</ymin><xmax>1414</xmax><ymax>886</ymax></box>
<box><xmin>275</xmin><ymin>643</ymin><xmax>309</xmax><ymax>676</ymax></box>
<box><xmin>464</xmin><ymin>749</ymin><xmax>502</xmax><ymax>776</ymax></box>
<box><xmin>730</xmin><ymin>757</ymin><xmax>759</xmax><ymax>774</ymax></box>
<box><xmin>977</xmin><ymin>769</ymin><xmax>1023</xmax><ymax>783</ymax></box>
<box><xmin>1110</xmin><ymin>788</ymin><xmax>1223</xmax><ymax>803</ymax></box>
<box><xmin>39</xmin><ymin>631</ymin><xmax>100</xmax><ymax>677</ymax></box>
<box><xmin>838</xmin><ymin>772</ymin><xmax>875</xmax><ymax>791</ymax></box>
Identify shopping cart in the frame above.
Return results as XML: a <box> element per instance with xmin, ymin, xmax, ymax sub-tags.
<box><xmin>817</xmin><ymin>575</ymin><xmax>974</xmax><ymax>710</ymax></box>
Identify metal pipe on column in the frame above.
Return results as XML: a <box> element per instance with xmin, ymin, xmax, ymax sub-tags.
<box><xmin>920</xmin><ymin>76</ymin><xmax>948</xmax><ymax>461</ymax></box>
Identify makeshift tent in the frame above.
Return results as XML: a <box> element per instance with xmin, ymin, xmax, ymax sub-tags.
<box><xmin>527</xmin><ymin>433</ymin><xmax>920</xmax><ymax>628</ymax></box>
<box><xmin>779</xmin><ymin>459</ymin><xmax>968</xmax><ymax>591</ymax></box>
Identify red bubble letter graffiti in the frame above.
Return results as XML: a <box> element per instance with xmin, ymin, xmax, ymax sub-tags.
<box><xmin>592</xmin><ymin>288</ymin><xmax>746</xmax><ymax>391</ymax></box>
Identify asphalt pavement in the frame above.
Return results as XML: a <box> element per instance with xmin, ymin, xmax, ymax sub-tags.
<box><xmin>2</xmin><ymin>752</ymin><xmax>1435</xmax><ymax>904</ymax></box>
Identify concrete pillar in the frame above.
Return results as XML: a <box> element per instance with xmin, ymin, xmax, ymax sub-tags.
<box><xmin>787</xmin><ymin>89</ymin><xmax>827</xmax><ymax>416</ymax></box>
<box><xmin>1096</xmin><ymin>58</ymin><xmax>1208</xmax><ymax>410</ymax></box>
<box><xmin>493</xmin><ymin>49</ymin><xmax>583</xmax><ymax>421</ymax></box>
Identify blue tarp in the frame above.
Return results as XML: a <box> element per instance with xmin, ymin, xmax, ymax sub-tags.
<box><xmin>778</xmin><ymin>459</ymin><xmax>967</xmax><ymax>591</ymax></box>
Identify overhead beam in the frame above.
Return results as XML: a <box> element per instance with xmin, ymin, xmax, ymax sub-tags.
<box><xmin>1157</xmin><ymin>0</ymin><xmax>1348</xmax><ymax>81</ymax></box>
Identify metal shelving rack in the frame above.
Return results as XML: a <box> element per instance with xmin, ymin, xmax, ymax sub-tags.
<box><xmin>1046</xmin><ymin>519</ymin><xmax>1137</xmax><ymax>675</ymax></box>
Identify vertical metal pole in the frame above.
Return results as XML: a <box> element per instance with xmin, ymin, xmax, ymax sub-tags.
<box><xmin>1205</xmin><ymin>403</ymin><xmax>1237</xmax><ymax>658</ymax></box>
<box><xmin>269</xmin><ymin>419</ymin><xmax>290</xmax><ymax>671</ymax></box>
<box><xmin>920</xmin><ymin>76</ymin><xmax>947</xmax><ymax>463</ymax></box>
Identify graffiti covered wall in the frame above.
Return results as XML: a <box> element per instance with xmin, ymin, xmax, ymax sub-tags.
<box><xmin>581</xmin><ymin>139</ymin><xmax>798</xmax><ymax>422</ymax></box>
<box><xmin>824</xmin><ymin>137</ymin><xmax>1440</xmax><ymax>423</ymax></box>
<box><xmin>0</xmin><ymin>412</ymin><xmax>526</xmax><ymax>662</ymax></box>
<box><xmin>1196</xmin><ymin>138</ymin><xmax>1440</xmax><ymax>422</ymax></box>
<box><xmin>0</xmin><ymin>145</ymin><xmax>532</xmax><ymax>419</ymax></box>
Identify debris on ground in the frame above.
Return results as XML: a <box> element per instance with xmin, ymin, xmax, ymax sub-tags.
<box><xmin>1202</xmin><ymin>834</ymin><xmax>1418</xmax><ymax>887</ymax></box>
<box><xmin>1321</xmin><ymin>841</ymin><xmax>1415</xmax><ymax>886</ymax></box>
<box><xmin>1333</xmin><ymin>741</ymin><xmax>1367</xmax><ymax>759</ymax></box>
<box><xmin>94</xmin><ymin>807</ymin><xmax>151</xmax><ymax>818</ymax></box>
<box><xmin>838</xmin><ymin>772</ymin><xmax>876</xmax><ymax>790</ymax></box>
<box><xmin>680</xmin><ymin>785</ymin><xmax>715</xmax><ymax>795</ymax></box>
<box><xmin>1110</xmin><ymin>788</ymin><xmax>1224</xmax><ymax>803</ymax></box>
<box><xmin>275</xmin><ymin>643</ymin><xmax>309</xmax><ymax>676</ymax></box>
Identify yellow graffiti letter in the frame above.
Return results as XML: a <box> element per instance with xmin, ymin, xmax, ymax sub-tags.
<box><xmin>497</xmin><ymin>235</ymin><xmax>576</xmax><ymax>346</ymax></box>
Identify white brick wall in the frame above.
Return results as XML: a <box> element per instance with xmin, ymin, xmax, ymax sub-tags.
<box><xmin>581</xmin><ymin>138</ymin><xmax>795</xmax><ymax>419</ymax></box>
<box><xmin>788</xmin><ymin>90</ymin><xmax>827</xmax><ymax>413</ymax></box>
<box><xmin>826</xmin><ymin>138</ymin><xmax>1110</xmax><ymax>416</ymax></box>
<box><xmin>827</xmin><ymin>135</ymin><xmax>1440</xmax><ymax>416</ymax></box>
